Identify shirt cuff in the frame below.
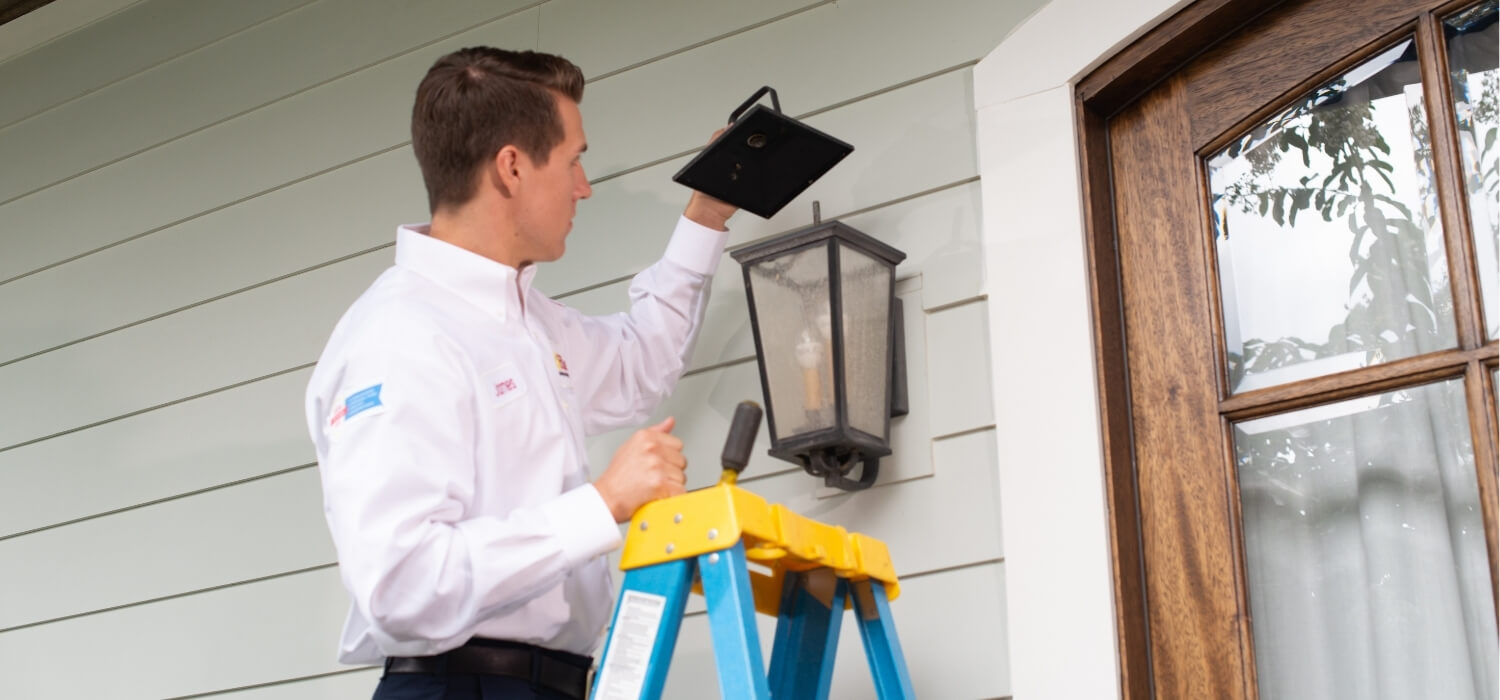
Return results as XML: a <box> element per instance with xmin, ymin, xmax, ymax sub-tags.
<box><xmin>538</xmin><ymin>483</ymin><xmax>624</xmax><ymax>567</ymax></box>
<box><xmin>664</xmin><ymin>216</ymin><xmax>731</xmax><ymax>277</ymax></box>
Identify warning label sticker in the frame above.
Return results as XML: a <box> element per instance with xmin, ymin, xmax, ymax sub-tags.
<box><xmin>592</xmin><ymin>590</ymin><xmax>668</xmax><ymax>700</ymax></box>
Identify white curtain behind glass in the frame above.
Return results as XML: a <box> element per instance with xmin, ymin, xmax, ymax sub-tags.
<box><xmin>1237</xmin><ymin>380</ymin><xmax>1496</xmax><ymax>700</ymax></box>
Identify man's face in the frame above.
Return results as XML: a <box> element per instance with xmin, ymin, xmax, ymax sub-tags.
<box><xmin>513</xmin><ymin>93</ymin><xmax>591</xmax><ymax>265</ymax></box>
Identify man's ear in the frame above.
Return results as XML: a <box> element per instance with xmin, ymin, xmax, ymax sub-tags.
<box><xmin>492</xmin><ymin>145</ymin><xmax>523</xmax><ymax>197</ymax></box>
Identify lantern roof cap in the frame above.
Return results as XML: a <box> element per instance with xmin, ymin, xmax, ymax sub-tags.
<box><xmin>731</xmin><ymin>220</ymin><xmax>906</xmax><ymax>266</ymax></box>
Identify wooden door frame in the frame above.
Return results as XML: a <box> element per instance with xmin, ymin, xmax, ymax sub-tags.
<box><xmin>1077</xmin><ymin>5</ymin><xmax>1293</xmax><ymax>696</ymax></box>
<box><xmin>1078</xmin><ymin>0</ymin><xmax>1500</xmax><ymax>697</ymax></box>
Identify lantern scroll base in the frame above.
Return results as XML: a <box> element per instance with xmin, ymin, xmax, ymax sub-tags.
<box><xmin>804</xmin><ymin>450</ymin><xmax>879</xmax><ymax>491</ymax></box>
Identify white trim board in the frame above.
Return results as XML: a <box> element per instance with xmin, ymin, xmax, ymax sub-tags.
<box><xmin>972</xmin><ymin>0</ymin><xmax>1192</xmax><ymax>697</ymax></box>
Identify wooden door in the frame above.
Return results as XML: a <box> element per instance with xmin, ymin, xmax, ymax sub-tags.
<box><xmin>1078</xmin><ymin>0</ymin><xmax>1500</xmax><ymax>696</ymax></box>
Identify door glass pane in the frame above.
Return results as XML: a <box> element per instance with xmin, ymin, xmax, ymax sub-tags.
<box><xmin>1446</xmin><ymin>1</ymin><xmax>1500</xmax><ymax>339</ymax></box>
<box><xmin>1208</xmin><ymin>39</ymin><xmax>1458</xmax><ymax>394</ymax></box>
<box><xmin>1235</xmin><ymin>379</ymin><xmax>1496</xmax><ymax>699</ymax></box>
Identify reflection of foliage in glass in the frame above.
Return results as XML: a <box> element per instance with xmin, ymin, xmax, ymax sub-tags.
<box><xmin>1460</xmin><ymin>71</ymin><xmax>1500</xmax><ymax>209</ymax></box>
<box><xmin>1213</xmin><ymin>43</ymin><xmax>1453</xmax><ymax>524</ymax></box>
<box><xmin>1213</xmin><ymin>52</ymin><xmax>1452</xmax><ymax>388</ymax></box>
<box><xmin>1448</xmin><ymin>0</ymin><xmax>1500</xmax><ymax>337</ymax></box>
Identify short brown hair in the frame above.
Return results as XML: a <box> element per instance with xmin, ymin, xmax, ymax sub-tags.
<box><xmin>411</xmin><ymin>47</ymin><xmax>585</xmax><ymax>213</ymax></box>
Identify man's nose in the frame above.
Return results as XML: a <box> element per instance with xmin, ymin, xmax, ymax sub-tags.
<box><xmin>576</xmin><ymin>171</ymin><xmax>592</xmax><ymax>200</ymax></box>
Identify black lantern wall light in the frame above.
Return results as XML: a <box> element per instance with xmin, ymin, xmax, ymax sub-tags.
<box><xmin>675</xmin><ymin>87</ymin><xmax>908</xmax><ymax>491</ymax></box>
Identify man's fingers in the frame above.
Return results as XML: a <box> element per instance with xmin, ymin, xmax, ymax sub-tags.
<box><xmin>656</xmin><ymin>433</ymin><xmax>684</xmax><ymax>453</ymax></box>
<box><xmin>642</xmin><ymin>442</ymin><xmax>686</xmax><ymax>469</ymax></box>
<box><xmin>650</xmin><ymin>416</ymin><xmax>676</xmax><ymax>433</ymax></box>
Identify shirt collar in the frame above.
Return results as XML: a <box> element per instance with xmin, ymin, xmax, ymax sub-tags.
<box><xmin>394</xmin><ymin>224</ymin><xmax>539</xmax><ymax>323</ymax></box>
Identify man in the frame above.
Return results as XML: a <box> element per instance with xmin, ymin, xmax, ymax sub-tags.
<box><xmin>304</xmin><ymin>47</ymin><xmax>735</xmax><ymax>699</ymax></box>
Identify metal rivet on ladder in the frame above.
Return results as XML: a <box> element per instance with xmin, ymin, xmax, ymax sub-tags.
<box><xmin>673</xmin><ymin>513</ymin><xmax>683</xmax><ymax>524</ymax></box>
<box><xmin>708</xmin><ymin>553</ymin><xmax>720</xmax><ymax>565</ymax></box>
<box><xmin>707</xmin><ymin>528</ymin><xmax>718</xmax><ymax>540</ymax></box>
<box><xmin>666</xmin><ymin>544</ymin><xmax>675</xmax><ymax>554</ymax></box>
<box><xmin>639</xmin><ymin>521</ymin><xmax>649</xmax><ymax>531</ymax></box>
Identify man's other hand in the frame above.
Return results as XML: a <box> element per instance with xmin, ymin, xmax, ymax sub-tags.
<box><xmin>683</xmin><ymin>128</ymin><xmax>738</xmax><ymax>231</ymax></box>
<box><xmin>595</xmin><ymin>417</ymin><xmax>688</xmax><ymax>522</ymax></box>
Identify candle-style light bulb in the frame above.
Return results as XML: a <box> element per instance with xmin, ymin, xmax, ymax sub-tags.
<box><xmin>796</xmin><ymin>328</ymin><xmax>824</xmax><ymax>412</ymax></box>
<box><xmin>815</xmin><ymin>311</ymin><xmax>838</xmax><ymax>409</ymax></box>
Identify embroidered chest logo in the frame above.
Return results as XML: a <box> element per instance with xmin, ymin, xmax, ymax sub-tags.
<box><xmin>494</xmin><ymin>378</ymin><xmax>519</xmax><ymax>396</ymax></box>
<box><xmin>554</xmin><ymin>353</ymin><xmax>570</xmax><ymax>377</ymax></box>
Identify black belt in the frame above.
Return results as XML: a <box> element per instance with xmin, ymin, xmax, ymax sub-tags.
<box><xmin>384</xmin><ymin>638</ymin><xmax>591</xmax><ymax>699</ymax></box>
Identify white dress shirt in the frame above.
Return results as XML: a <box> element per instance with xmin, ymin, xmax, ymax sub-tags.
<box><xmin>305</xmin><ymin>217</ymin><xmax>728</xmax><ymax>664</ymax></box>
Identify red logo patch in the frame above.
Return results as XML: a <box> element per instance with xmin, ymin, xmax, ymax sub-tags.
<box><xmin>495</xmin><ymin>378</ymin><xmax>518</xmax><ymax>396</ymax></box>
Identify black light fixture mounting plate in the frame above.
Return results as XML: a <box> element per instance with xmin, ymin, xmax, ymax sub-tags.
<box><xmin>673</xmin><ymin>86</ymin><xmax>854</xmax><ymax>219</ymax></box>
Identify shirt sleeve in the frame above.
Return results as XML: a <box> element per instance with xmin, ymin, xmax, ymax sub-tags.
<box><xmin>560</xmin><ymin>216</ymin><xmax>730</xmax><ymax>435</ymax></box>
<box><xmin>310</xmin><ymin>325</ymin><xmax>622</xmax><ymax>652</ymax></box>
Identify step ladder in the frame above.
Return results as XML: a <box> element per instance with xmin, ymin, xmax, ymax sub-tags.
<box><xmin>590</xmin><ymin>402</ymin><xmax>915</xmax><ymax>700</ymax></box>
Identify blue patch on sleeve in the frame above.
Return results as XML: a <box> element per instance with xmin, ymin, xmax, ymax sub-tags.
<box><xmin>344</xmin><ymin>384</ymin><xmax>383</xmax><ymax>419</ymax></box>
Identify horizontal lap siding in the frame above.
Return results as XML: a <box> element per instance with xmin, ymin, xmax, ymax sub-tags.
<box><xmin>0</xmin><ymin>560</ymin><xmax>1006</xmax><ymax>699</ymax></box>
<box><xmin>0</xmin><ymin>368</ymin><xmax>314</xmax><ymax>538</ymax></box>
<box><xmin>0</xmin><ymin>8</ymin><xmax>537</xmax><ymax>283</ymax></box>
<box><xmin>0</xmin><ymin>467</ymin><xmax>330</xmax><ymax>631</ymax></box>
<box><xmin>0</xmin><ymin>0</ymin><xmax>539</xmax><ymax>204</ymax></box>
<box><xmin>0</xmin><ymin>0</ymin><xmax>1034</xmax><ymax>696</ymax></box>
<box><xmin>202</xmin><ymin>669</ymin><xmax>382</xmax><ymax>700</ymax></box>
<box><xmin>0</xmin><ymin>0</ymin><xmax>823</xmax><ymax>282</ymax></box>
<box><xmin>0</xmin><ymin>567</ymin><xmax>353</xmax><ymax>699</ymax></box>
<box><xmin>0</xmin><ymin>0</ymin><xmax>313</xmax><ymax>128</ymax></box>
<box><xmin>0</xmin><ymin>250</ymin><xmax>391</xmax><ymax>449</ymax></box>
<box><xmin>0</xmin><ymin>63</ymin><xmax>975</xmax><ymax>366</ymax></box>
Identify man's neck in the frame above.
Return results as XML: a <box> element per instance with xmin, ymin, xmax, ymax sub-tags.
<box><xmin>427</xmin><ymin>204</ymin><xmax>528</xmax><ymax>270</ymax></box>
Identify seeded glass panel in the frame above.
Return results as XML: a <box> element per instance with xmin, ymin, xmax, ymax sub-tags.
<box><xmin>1208</xmin><ymin>39</ymin><xmax>1458</xmax><ymax>394</ymax></box>
<box><xmin>1446</xmin><ymin>1</ymin><xmax>1500</xmax><ymax>339</ymax></box>
<box><xmin>837</xmin><ymin>244</ymin><xmax>891</xmax><ymax>439</ymax></box>
<box><xmin>748</xmin><ymin>244</ymin><xmax>835</xmax><ymax>440</ymax></box>
<box><xmin>1235</xmin><ymin>379</ymin><xmax>1496</xmax><ymax>699</ymax></box>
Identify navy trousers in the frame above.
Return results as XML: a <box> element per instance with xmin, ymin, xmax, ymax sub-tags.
<box><xmin>372</xmin><ymin>670</ymin><xmax>577</xmax><ymax>699</ymax></box>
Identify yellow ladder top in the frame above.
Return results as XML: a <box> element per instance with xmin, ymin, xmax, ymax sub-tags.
<box><xmin>621</xmin><ymin>483</ymin><xmax>900</xmax><ymax>613</ymax></box>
